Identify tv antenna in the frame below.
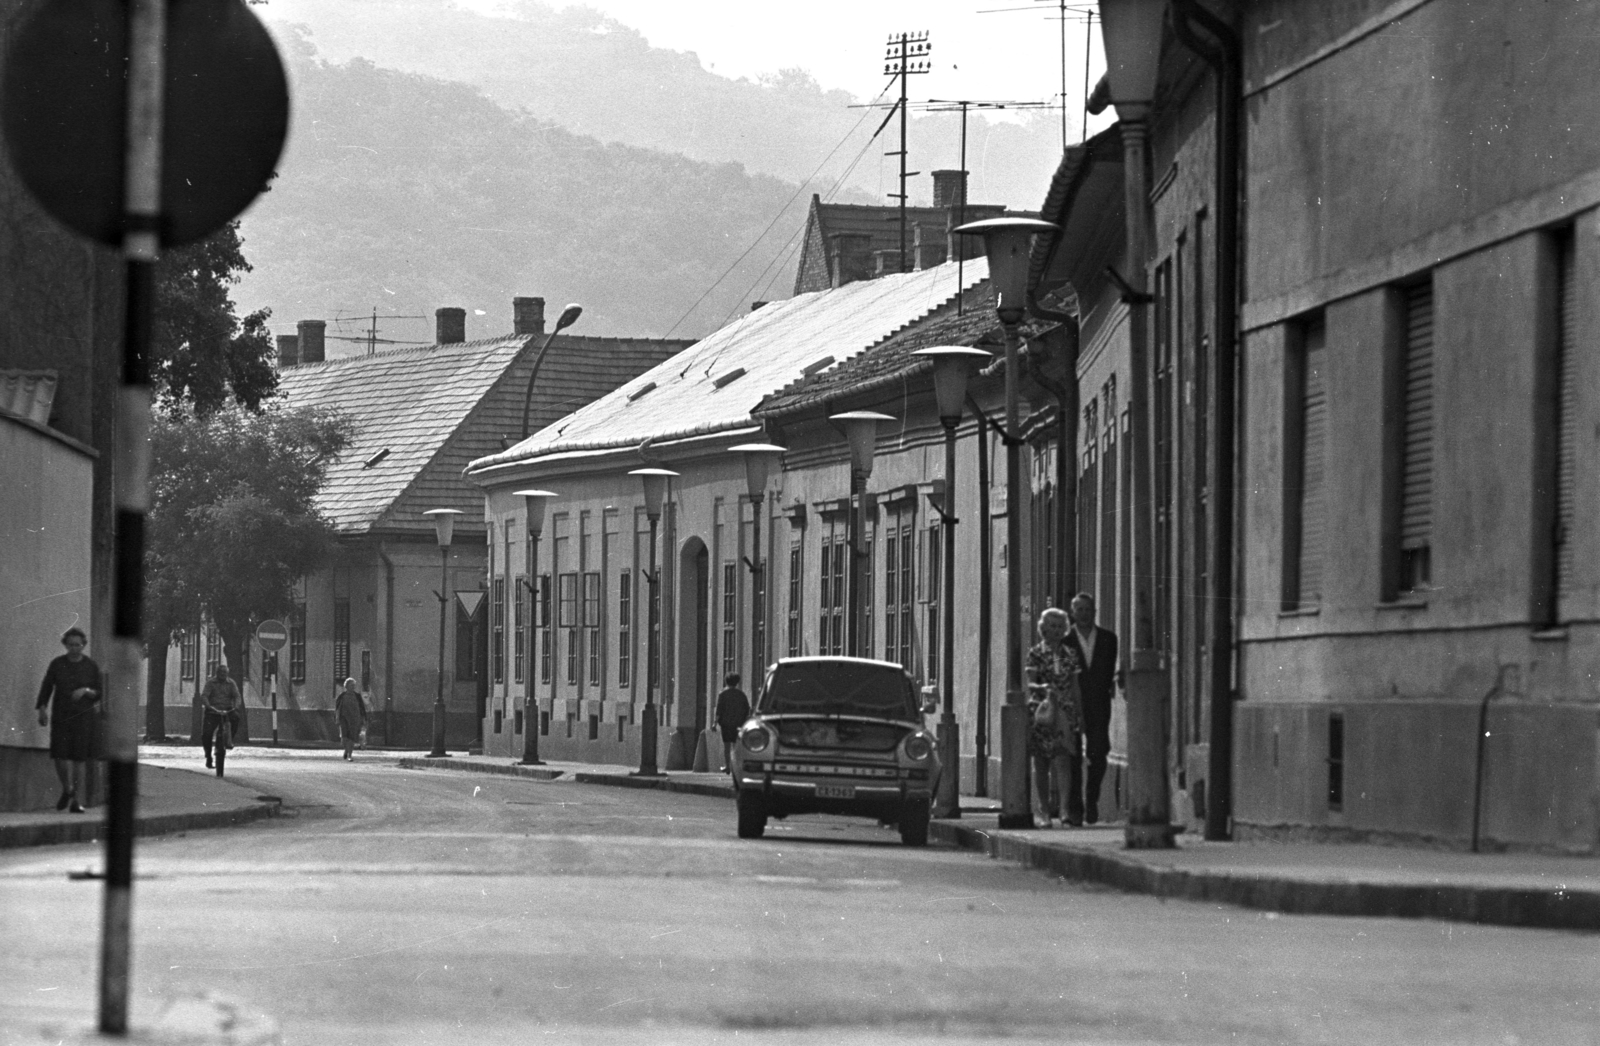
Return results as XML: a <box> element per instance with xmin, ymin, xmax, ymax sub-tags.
<box><xmin>326</xmin><ymin>307</ymin><xmax>429</xmax><ymax>356</ymax></box>
<box><xmin>978</xmin><ymin>1</ymin><xmax>1098</xmax><ymax>148</ymax></box>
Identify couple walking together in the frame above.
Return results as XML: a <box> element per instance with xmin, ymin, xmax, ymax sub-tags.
<box><xmin>1025</xmin><ymin>594</ymin><xmax>1119</xmax><ymax>827</ymax></box>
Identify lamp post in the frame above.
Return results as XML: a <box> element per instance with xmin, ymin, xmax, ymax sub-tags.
<box><xmin>730</xmin><ymin>443</ymin><xmax>786</xmax><ymax>692</ymax></box>
<box><xmin>913</xmin><ymin>345</ymin><xmax>991</xmax><ymax>819</ymax></box>
<box><xmin>629</xmin><ymin>467</ymin><xmax>678</xmax><ymax>776</ymax></box>
<box><xmin>512</xmin><ymin>489</ymin><xmax>557</xmax><ymax>764</ymax></box>
<box><xmin>424</xmin><ymin>508</ymin><xmax>464</xmax><ymax>758</ymax></box>
<box><xmin>518</xmin><ymin>303</ymin><xmax>583</xmax><ymax>440</ymax></box>
<box><xmin>953</xmin><ymin>216</ymin><xmax>1058</xmax><ymax>830</ymax></box>
<box><xmin>829</xmin><ymin>411</ymin><xmax>894</xmax><ymax>657</ymax></box>
<box><xmin>1099</xmin><ymin>0</ymin><xmax>1178</xmax><ymax>849</ymax></box>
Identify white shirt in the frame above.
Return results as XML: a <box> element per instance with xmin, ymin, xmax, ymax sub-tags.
<box><xmin>1074</xmin><ymin>625</ymin><xmax>1098</xmax><ymax>671</ymax></box>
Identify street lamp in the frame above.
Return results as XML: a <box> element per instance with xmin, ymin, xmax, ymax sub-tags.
<box><xmin>629</xmin><ymin>466</ymin><xmax>678</xmax><ymax>776</ymax></box>
<box><xmin>518</xmin><ymin>303</ymin><xmax>584</xmax><ymax>440</ymax></box>
<box><xmin>912</xmin><ymin>345</ymin><xmax>991</xmax><ymax>819</ymax></box>
<box><xmin>512</xmin><ymin>488</ymin><xmax>557</xmax><ymax>765</ymax></box>
<box><xmin>829</xmin><ymin>411</ymin><xmax>894</xmax><ymax>657</ymax></box>
<box><xmin>729</xmin><ymin>443</ymin><xmax>786</xmax><ymax>693</ymax></box>
<box><xmin>953</xmin><ymin>216</ymin><xmax>1058</xmax><ymax>830</ymax></box>
<box><xmin>424</xmin><ymin>508</ymin><xmax>465</xmax><ymax>758</ymax></box>
<box><xmin>1099</xmin><ymin>0</ymin><xmax>1178</xmax><ymax>848</ymax></box>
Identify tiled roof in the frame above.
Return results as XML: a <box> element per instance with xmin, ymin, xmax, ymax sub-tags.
<box><xmin>1029</xmin><ymin>124</ymin><xmax>1124</xmax><ymax>296</ymax></box>
<box><xmin>467</xmin><ymin>257</ymin><xmax>989</xmax><ymax>477</ymax></box>
<box><xmin>278</xmin><ymin>332</ymin><xmax>689</xmax><ymax>535</ymax></box>
<box><xmin>793</xmin><ymin>197</ymin><xmax>1007</xmax><ymax>294</ymax></box>
<box><xmin>0</xmin><ymin>369</ymin><xmax>57</xmax><ymax>425</ymax></box>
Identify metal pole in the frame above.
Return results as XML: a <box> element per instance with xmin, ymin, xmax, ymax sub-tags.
<box><xmin>428</xmin><ymin>546</ymin><xmax>449</xmax><ymax>758</ymax></box>
<box><xmin>749</xmin><ymin>493</ymin><xmax>764</xmax><ymax>692</ymax></box>
<box><xmin>847</xmin><ymin>469</ymin><xmax>864</xmax><ymax>657</ymax></box>
<box><xmin>933</xmin><ymin>417</ymin><xmax>961</xmax><ymax>818</ymax></box>
<box><xmin>521</xmin><ymin>528</ymin><xmax>543</xmax><ymax>764</ymax></box>
<box><xmin>998</xmin><ymin>321</ymin><xmax>1033</xmax><ymax>829</ymax></box>
<box><xmin>972</xmin><ymin>401</ymin><xmax>992</xmax><ymax>797</ymax></box>
<box><xmin>101</xmin><ymin>0</ymin><xmax>165</xmax><ymax>1032</ymax></box>
<box><xmin>635</xmin><ymin>515</ymin><xmax>663</xmax><ymax>776</ymax></box>
<box><xmin>270</xmin><ymin>667</ymin><xmax>278</xmax><ymax>747</ymax></box>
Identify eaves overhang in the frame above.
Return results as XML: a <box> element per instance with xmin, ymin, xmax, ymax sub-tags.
<box><xmin>1029</xmin><ymin>124</ymin><xmax>1127</xmax><ymax>301</ymax></box>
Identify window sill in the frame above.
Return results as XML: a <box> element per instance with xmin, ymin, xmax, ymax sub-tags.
<box><xmin>1278</xmin><ymin>607</ymin><xmax>1321</xmax><ymax>619</ymax></box>
<box><xmin>1531</xmin><ymin>627</ymin><xmax>1569</xmax><ymax>642</ymax></box>
<box><xmin>1376</xmin><ymin>598</ymin><xmax>1428</xmax><ymax>611</ymax></box>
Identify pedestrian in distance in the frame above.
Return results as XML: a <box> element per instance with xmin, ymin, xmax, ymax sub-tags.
<box><xmin>35</xmin><ymin>626</ymin><xmax>102</xmax><ymax>813</ymax></box>
<box><xmin>200</xmin><ymin>664</ymin><xmax>241</xmax><ymax>769</ymax></box>
<box><xmin>335</xmin><ymin>677</ymin><xmax>368</xmax><ymax>761</ymax></box>
<box><xmin>1025</xmin><ymin>607</ymin><xmax>1082</xmax><ymax>827</ymax></box>
<box><xmin>1063</xmin><ymin>592</ymin><xmax>1121</xmax><ymax>825</ymax></box>
<box><xmin>714</xmin><ymin>673</ymin><xmax>750</xmax><ymax>773</ymax></box>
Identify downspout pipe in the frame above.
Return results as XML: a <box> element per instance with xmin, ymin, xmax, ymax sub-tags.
<box><xmin>377</xmin><ymin>543</ymin><xmax>397</xmax><ymax>745</ymax></box>
<box><xmin>1172</xmin><ymin>0</ymin><xmax>1242</xmax><ymax>842</ymax></box>
<box><xmin>968</xmin><ymin>393</ymin><xmax>993</xmax><ymax>797</ymax></box>
<box><xmin>1028</xmin><ymin>294</ymin><xmax>1082</xmax><ymax>604</ymax></box>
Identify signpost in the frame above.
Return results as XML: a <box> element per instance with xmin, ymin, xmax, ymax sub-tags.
<box><xmin>3</xmin><ymin>0</ymin><xmax>288</xmax><ymax>1034</ymax></box>
<box><xmin>257</xmin><ymin>619</ymin><xmax>288</xmax><ymax>747</ymax></box>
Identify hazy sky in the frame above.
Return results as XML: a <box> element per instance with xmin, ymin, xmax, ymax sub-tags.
<box><xmin>466</xmin><ymin>0</ymin><xmax>1106</xmax><ymax>124</ymax></box>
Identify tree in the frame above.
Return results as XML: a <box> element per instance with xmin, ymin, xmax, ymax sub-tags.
<box><xmin>153</xmin><ymin>219</ymin><xmax>278</xmax><ymax>417</ymax></box>
<box><xmin>145</xmin><ymin>403</ymin><xmax>354</xmax><ymax>739</ymax></box>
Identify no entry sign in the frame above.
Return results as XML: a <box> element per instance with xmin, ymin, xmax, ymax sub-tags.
<box><xmin>255</xmin><ymin>619</ymin><xmax>289</xmax><ymax>652</ymax></box>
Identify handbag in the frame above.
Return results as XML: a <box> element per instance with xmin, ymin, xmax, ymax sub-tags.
<box><xmin>1033</xmin><ymin>695</ymin><xmax>1059</xmax><ymax>728</ymax></box>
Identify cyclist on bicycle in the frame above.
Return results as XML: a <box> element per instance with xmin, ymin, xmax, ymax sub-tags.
<box><xmin>201</xmin><ymin>664</ymin><xmax>241</xmax><ymax>769</ymax></box>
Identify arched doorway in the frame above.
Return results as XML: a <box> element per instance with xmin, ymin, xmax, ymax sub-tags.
<box><xmin>676</xmin><ymin>537</ymin><xmax>710</xmax><ymax>736</ymax></box>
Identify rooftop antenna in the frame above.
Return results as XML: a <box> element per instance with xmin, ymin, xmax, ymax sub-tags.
<box><xmin>884</xmin><ymin>30</ymin><xmax>932</xmax><ymax>276</ymax></box>
<box><xmin>978</xmin><ymin>1</ymin><xmax>1098</xmax><ymax>148</ymax></box>
<box><xmin>325</xmin><ymin>308</ymin><xmax>429</xmax><ymax>355</ymax></box>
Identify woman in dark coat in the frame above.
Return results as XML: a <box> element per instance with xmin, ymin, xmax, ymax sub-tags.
<box><xmin>35</xmin><ymin>626</ymin><xmax>101</xmax><ymax>813</ymax></box>
<box><xmin>334</xmin><ymin>678</ymin><xmax>367</xmax><ymax>761</ymax></box>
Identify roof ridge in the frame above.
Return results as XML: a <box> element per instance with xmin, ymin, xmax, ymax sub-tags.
<box><xmin>285</xmin><ymin>334</ymin><xmax>529</xmax><ymax>370</ymax></box>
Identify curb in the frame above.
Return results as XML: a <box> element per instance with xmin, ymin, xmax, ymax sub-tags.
<box><xmin>396</xmin><ymin>757</ymin><xmax>564</xmax><ymax>781</ymax></box>
<box><xmin>930</xmin><ymin>821</ymin><xmax>1600</xmax><ymax>931</ymax></box>
<box><xmin>0</xmin><ymin>797</ymin><xmax>281</xmax><ymax>850</ymax></box>
<box><xmin>571</xmin><ymin>771</ymin><xmax>736</xmax><ymax>800</ymax></box>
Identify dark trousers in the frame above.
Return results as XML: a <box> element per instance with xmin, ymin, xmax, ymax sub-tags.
<box><xmin>201</xmin><ymin>709</ymin><xmax>238</xmax><ymax>763</ymax></box>
<box><xmin>1079</xmin><ymin>705</ymin><xmax>1111</xmax><ymax>818</ymax></box>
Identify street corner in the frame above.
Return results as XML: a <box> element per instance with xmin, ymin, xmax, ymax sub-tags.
<box><xmin>26</xmin><ymin>991</ymin><xmax>280</xmax><ymax>1046</ymax></box>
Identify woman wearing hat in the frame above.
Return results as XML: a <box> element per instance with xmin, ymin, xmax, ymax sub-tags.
<box><xmin>335</xmin><ymin>677</ymin><xmax>367</xmax><ymax>761</ymax></box>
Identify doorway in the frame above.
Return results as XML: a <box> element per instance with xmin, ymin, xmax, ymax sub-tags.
<box><xmin>676</xmin><ymin>537</ymin><xmax>711</xmax><ymax>736</ymax></box>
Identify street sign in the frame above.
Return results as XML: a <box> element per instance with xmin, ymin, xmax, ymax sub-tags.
<box><xmin>256</xmin><ymin>619</ymin><xmax>289</xmax><ymax>652</ymax></box>
<box><xmin>456</xmin><ymin>591</ymin><xmax>485</xmax><ymax>618</ymax></box>
<box><xmin>1</xmin><ymin>0</ymin><xmax>289</xmax><ymax>247</ymax></box>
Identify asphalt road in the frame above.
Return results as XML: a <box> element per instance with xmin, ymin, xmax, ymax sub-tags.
<box><xmin>3</xmin><ymin>750</ymin><xmax>1598</xmax><ymax>1046</ymax></box>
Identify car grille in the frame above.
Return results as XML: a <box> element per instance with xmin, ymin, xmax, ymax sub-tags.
<box><xmin>771</xmin><ymin>762</ymin><xmax>899</xmax><ymax>779</ymax></box>
<box><xmin>773</xmin><ymin>719</ymin><xmax>905</xmax><ymax>751</ymax></box>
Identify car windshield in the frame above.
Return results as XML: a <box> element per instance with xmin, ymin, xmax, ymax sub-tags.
<box><xmin>758</xmin><ymin>661</ymin><xmax>918</xmax><ymax>721</ymax></box>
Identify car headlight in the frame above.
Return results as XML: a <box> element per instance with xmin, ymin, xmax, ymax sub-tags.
<box><xmin>740</xmin><ymin>724</ymin><xmax>774</xmax><ymax>754</ymax></box>
<box><xmin>902</xmin><ymin>732</ymin><xmax>934</xmax><ymax>762</ymax></box>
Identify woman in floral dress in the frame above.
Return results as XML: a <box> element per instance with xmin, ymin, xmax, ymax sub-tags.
<box><xmin>1025</xmin><ymin>607</ymin><xmax>1082</xmax><ymax>826</ymax></box>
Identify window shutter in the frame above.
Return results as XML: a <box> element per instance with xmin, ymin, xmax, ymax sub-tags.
<box><xmin>1298</xmin><ymin>324</ymin><xmax>1328</xmax><ymax>607</ymax></box>
<box><xmin>1556</xmin><ymin>232</ymin><xmax>1578</xmax><ymax>613</ymax></box>
<box><xmin>1400</xmin><ymin>282</ymin><xmax>1434</xmax><ymax>553</ymax></box>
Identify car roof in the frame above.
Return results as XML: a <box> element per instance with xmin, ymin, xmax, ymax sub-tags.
<box><xmin>773</xmin><ymin>656</ymin><xmax>906</xmax><ymax>670</ymax></box>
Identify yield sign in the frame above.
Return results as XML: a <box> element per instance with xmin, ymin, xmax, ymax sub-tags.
<box><xmin>455</xmin><ymin>591</ymin><xmax>485</xmax><ymax>618</ymax></box>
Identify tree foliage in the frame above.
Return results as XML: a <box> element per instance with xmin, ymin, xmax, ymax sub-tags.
<box><xmin>153</xmin><ymin>220</ymin><xmax>278</xmax><ymax>416</ymax></box>
<box><xmin>146</xmin><ymin>403</ymin><xmax>355</xmax><ymax>689</ymax></box>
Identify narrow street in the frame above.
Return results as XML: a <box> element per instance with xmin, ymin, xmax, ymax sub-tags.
<box><xmin>2</xmin><ymin>752</ymin><xmax>1596</xmax><ymax>1045</ymax></box>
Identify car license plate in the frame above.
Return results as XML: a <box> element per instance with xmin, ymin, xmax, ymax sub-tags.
<box><xmin>816</xmin><ymin>784</ymin><xmax>855</xmax><ymax>799</ymax></box>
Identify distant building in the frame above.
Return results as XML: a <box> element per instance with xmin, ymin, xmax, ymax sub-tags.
<box><xmin>148</xmin><ymin>299</ymin><xmax>692</xmax><ymax>749</ymax></box>
<box><xmin>791</xmin><ymin>171</ymin><xmax>1010</xmax><ymax>294</ymax></box>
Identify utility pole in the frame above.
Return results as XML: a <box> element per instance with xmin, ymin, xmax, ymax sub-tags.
<box><xmin>883</xmin><ymin>31</ymin><xmax>931</xmax><ymax>276</ymax></box>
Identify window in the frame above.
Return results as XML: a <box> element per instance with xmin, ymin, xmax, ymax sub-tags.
<box><xmin>205</xmin><ymin>621</ymin><xmax>220</xmax><ymax>677</ymax></box>
<box><xmin>819</xmin><ymin>526</ymin><xmax>847</xmax><ymax>655</ymax></box>
<box><xmin>723</xmin><ymin>561</ymin><xmax>738</xmax><ymax>682</ymax></box>
<box><xmin>752</xmin><ymin>559</ymin><xmax>765</xmax><ymax>676</ymax></box>
<box><xmin>1553</xmin><ymin>228</ymin><xmax>1578</xmax><ymax>622</ymax></box>
<box><xmin>583</xmin><ymin>571</ymin><xmax>601</xmax><ymax>685</ymax></box>
<box><xmin>289</xmin><ymin>604</ymin><xmax>306</xmax><ymax>683</ymax></box>
<box><xmin>492</xmin><ymin>577</ymin><xmax>505</xmax><ymax>684</ymax></box>
<box><xmin>558</xmin><ymin>572</ymin><xmax>578</xmax><ymax>683</ymax></box>
<box><xmin>538</xmin><ymin>574</ymin><xmax>552</xmax><ymax>684</ymax></box>
<box><xmin>513</xmin><ymin>575</ymin><xmax>526</xmax><ymax>683</ymax></box>
<box><xmin>618</xmin><ymin>571</ymin><xmax>632</xmax><ymax>686</ymax></box>
<box><xmin>925</xmin><ymin>524</ymin><xmax>941</xmax><ymax>683</ymax></box>
<box><xmin>1327</xmin><ymin>712</ymin><xmax>1345</xmax><ymax>811</ymax></box>
<box><xmin>179</xmin><ymin>630</ymin><xmax>196</xmax><ymax>680</ymax></box>
<box><xmin>333</xmin><ymin>598</ymin><xmax>351</xmax><ymax>684</ymax></box>
<box><xmin>883</xmin><ymin>509</ymin><xmax>915</xmax><ymax>670</ymax></box>
<box><xmin>1283</xmin><ymin>313</ymin><xmax>1328</xmax><ymax>611</ymax></box>
<box><xmin>787</xmin><ymin>544</ymin><xmax>802</xmax><ymax>657</ymax></box>
<box><xmin>1388</xmin><ymin>279</ymin><xmax>1434</xmax><ymax>597</ymax></box>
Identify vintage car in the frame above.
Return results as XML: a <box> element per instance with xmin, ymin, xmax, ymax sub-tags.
<box><xmin>729</xmin><ymin>656</ymin><xmax>941</xmax><ymax>845</ymax></box>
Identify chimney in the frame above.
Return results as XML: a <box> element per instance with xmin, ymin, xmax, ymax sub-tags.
<box><xmin>297</xmin><ymin>320</ymin><xmax>326</xmax><ymax>364</ymax></box>
<box><xmin>436</xmin><ymin>307</ymin><xmax>466</xmax><ymax>344</ymax></box>
<box><xmin>513</xmin><ymin>296</ymin><xmax>545</xmax><ymax>336</ymax></box>
<box><xmin>276</xmin><ymin>334</ymin><xmax>300</xmax><ymax>368</ymax></box>
<box><xmin>828</xmin><ymin>233</ymin><xmax>873</xmax><ymax>288</ymax></box>
<box><xmin>932</xmin><ymin>169</ymin><xmax>968</xmax><ymax>210</ymax></box>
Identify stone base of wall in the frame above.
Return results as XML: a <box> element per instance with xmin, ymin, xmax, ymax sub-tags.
<box><xmin>0</xmin><ymin>745</ymin><xmax>105</xmax><ymax>812</ymax></box>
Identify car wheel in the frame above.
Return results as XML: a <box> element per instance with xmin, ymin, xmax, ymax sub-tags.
<box><xmin>736</xmin><ymin>791</ymin><xmax>767</xmax><ymax>839</ymax></box>
<box><xmin>899</xmin><ymin>797</ymin><xmax>930</xmax><ymax>846</ymax></box>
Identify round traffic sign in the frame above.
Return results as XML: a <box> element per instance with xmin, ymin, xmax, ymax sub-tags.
<box><xmin>255</xmin><ymin>619</ymin><xmax>289</xmax><ymax>652</ymax></box>
<box><xmin>1</xmin><ymin>0</ymin><xmax>289</xmax><ymax>248</ymax></box>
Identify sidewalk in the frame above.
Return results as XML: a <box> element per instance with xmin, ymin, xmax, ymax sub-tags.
<box><xmin>405</xmin><ymin>753</ymin><xmax>1600</xmax><ymax>931</ymax></box>
<box><xmin>0</xmin><ymin>761</ymin><xmax>280</xmax><ymax>849</ymax></box>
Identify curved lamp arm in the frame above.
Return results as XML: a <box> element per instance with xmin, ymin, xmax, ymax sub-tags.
<box><xmin>518</xmin><ymin>303</ymin><xmax>583</xmax><ymax>440</ymax></box>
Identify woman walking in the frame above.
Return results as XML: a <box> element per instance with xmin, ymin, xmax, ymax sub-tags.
<box><xmin>35</xmin><ymin>627</ymin><xmax>102</xmax><ymax>813</ymax></box>
<box><xmin>335</xmin><ymin>678</ymin><xmax>367</xmax><ymax>761</ymax></box>
<box><xmin>1025</xmin><ymin>607</ymin><xmax>1082</xmax><ymax>827</ymax></box>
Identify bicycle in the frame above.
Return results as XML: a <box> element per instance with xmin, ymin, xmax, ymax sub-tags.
<box><xmin>207</xmin><ymin>708</ymin><xmax>236</xmax><ymax>778</ymax></box>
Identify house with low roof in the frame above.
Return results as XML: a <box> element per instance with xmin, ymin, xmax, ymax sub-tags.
<box><xmin>149</xmin><ymin>299</ymin><xmax>691</xmax><ymax>749</ymax></box>
<box><xmin>465</xmin><ymin>259</ymin><xmax>989</xmax><ymax>768</ymax></box>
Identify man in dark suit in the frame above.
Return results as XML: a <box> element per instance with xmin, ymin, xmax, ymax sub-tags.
<box><xmin>1063</xmin><ymin>593</ymin><xmax>1120</xmax><ymax>824</ymax></box>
